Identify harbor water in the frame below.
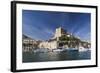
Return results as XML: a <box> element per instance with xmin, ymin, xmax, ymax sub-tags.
<box><xmin>23</xmin><ymin>49</ymin><xmax>91</xmax><ymax>63</ymax></box>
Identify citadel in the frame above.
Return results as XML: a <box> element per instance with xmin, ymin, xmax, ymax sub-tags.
<box><xmin>22</xmin><ymin>27</ymin><xmax>91</xmax><ymax>52</ymax></box>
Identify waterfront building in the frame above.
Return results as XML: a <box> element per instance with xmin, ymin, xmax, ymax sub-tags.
<box><xmin>39</xmin><ymin>41</ymin><xmax>58</xmax><ymax>50</ymax></box>
<box><xmin>39</xmin><ymin>27</ymin><xmax>91</xmax><ymax>50</ymax></box>
<box><xmin>22</xmin><ymin>26</ymin><xmax>91</xmax><ymax>52</ymax></box>
<box><xmin>22</xmin><ymin>35</ymin><xmax>40</xmax><ymax>52</ymax></box>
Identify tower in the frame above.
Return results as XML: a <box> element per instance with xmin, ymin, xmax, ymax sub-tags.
<box><xmin>54</xmin><ymin>27</ymin><xmax>66</xmax><ymax>41</ymax></box>
<box><xmin>55</xmin><ymin>27</ymin><xmax>62</xmax><ymax>38</ymax></box>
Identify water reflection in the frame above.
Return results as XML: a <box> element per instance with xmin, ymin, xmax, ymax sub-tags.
<box><xmin>23</xmin><ymin>50</ymin><xmax>91</xmax><ymax>63</ymax></box>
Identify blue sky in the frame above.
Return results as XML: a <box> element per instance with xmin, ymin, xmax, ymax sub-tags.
<box><xmin>22</xmin><ymin>10</ymin><xmax>91</xmax><ymax>41</ymax></box>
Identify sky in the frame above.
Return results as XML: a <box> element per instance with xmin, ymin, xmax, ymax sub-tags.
<box><xmin>22</xmin><ymin>10</ymin><xmax>91</xmax><ymax>41</ymax></box>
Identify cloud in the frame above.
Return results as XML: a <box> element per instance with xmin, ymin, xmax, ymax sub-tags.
<box><xmin>23</xmin><ymin>23</ymin><xmax>55</xmax><ymax>40</ymax></box>
<box><xmin>22</xmin><ymin>10</ymin><xmax>91</xmax><ymax>41</ymax></box>
<box><xmin>74</xmin><ymin>24</ymin><xmax>90</xmax><ymax>41</ymax></box>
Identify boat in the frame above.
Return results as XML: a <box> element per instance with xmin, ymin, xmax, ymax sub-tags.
<box><xmin>78</xmin><ymin>47</ymin><xmax>89</xmax><ymax>52</ymax></box>
<box><xmin>52</xmin><ymin>49</ymin><xmax>64</xmax><ymax>52</ymax></box>
<box><xmin>52</xmin><ymin>48</ymin><xmax>78</xmax><ymax>52</ymax></box>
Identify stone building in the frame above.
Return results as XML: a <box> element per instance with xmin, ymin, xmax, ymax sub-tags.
<box><xmin>39</xmin><ymin>27</ymin><xmax>72</xmax><ymax>49</ymax></box>
<box><xmin>22</xmin><ymin>35</ymin><xmax>40</xmax><ymax>52</ymax></box>
<box><xmin>39</xmin><ymin>27</ymin><xmax>91</xmax><ymax>49</ymax></box>
<box><xmin>39</xmin><ymin>41</ymin><xmax>58</xmax><ymax>50</ymax></box>
<box><xmin>22</xmin><ymin>27</ymin><xmax>91</xmax><ymax>52</ymax></box>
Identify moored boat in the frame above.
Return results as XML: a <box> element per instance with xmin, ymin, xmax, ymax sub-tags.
<box><xmin>78</xmin><ymin>47</ymin><xmax>89</xmax><ymax>52</ymax></box>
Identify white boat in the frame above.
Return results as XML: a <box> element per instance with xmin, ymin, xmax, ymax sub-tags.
<box><xmin>78</xmin><ymin>47</ymin><xmax>88</xmax><ymax>52</ymax></box>
<box><xmin>52</xmin><ymin>49</ymin><xmax>64</xmax><ymax>52</ymax></box>
<box><xmin>52</xmin><ymin>48</ymin><xmax>78</xmax><ymax>52</ymax></box>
